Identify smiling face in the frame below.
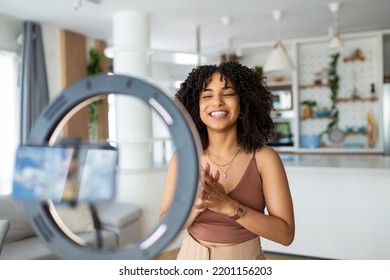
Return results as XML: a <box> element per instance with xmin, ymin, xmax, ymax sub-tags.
<box><xmin>199</xmin><ymin>72</ymin><xmax>240</xmax><ymax>132</ymax></box>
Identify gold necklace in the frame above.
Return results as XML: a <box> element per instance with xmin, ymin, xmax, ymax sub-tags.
<box><xmin>207</xmin><ymin>148</ymin><xmax>241</xmax><ymax>178</ymax></box>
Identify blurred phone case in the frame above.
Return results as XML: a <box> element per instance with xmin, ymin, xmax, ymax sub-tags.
<box><xmin>12</xmin><ymin>144</ymin><xmax>117</xmax><ymax>202</ymax></box>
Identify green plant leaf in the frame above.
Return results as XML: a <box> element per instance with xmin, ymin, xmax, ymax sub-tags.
<box><xmin>86</xmin><ymin>47</ymin><xmax>104</xmax><ymax>139</ymax></box>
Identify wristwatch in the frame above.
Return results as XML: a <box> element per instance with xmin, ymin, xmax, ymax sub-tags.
<box><xmin>230</xmin><ymin>203</ymin><xmax>247</xmax><ymax>220</ymax></box>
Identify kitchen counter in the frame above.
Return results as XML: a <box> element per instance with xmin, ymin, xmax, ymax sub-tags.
<box><xmin>280</xmin><ymin>154</ymin><xmax>390</xmax><ymax>170</ymax></box>
<box><xmin>262</xmin><ymin>153</ymin><xmax>390</xmax><ymax>260</ymax></box>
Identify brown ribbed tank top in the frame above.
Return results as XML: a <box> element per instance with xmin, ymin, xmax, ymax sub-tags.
<box><xmin>188</xmin><ymin>154</ymin><xmax>265</xmax><ymax>243</ymax></box>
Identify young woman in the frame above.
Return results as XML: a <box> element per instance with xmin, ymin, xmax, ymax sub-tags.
<box><xmin>160</xmin><ymin>61</ymin><xmax>294</xmax><ymax>260</ymax></box>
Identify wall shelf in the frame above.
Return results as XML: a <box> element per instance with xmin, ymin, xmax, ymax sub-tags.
<box><xmin>335</xmin><ymin>96</ymin><xmax>378</xmax><ymax>102</ymax></box>
<box><xmin>343</xmin><ymin>48</ymin><xmax>366</xmax><ymax>63</ymax></box>
<box><xmin>345</xmin><ymin>130</ymin><xmax>367</xmax><ymax>135</ymax></box>
<box><xmin>300</xmin><ymin>83</ymin><xmax>329</xmax><ymax>89</ymax></box>
<box><xmin>301</xmin><ymin>116</ymin><xmax>333</xmax><ymax>120</ymax></box>
<box><xmin>267</xmin><ymin>81</ymin><xmax>292</xmax><ymax>87</ymax></box>
<box><xmin>343</xmin><ymin>56</ymin><xmax>365</xmax><ymax>63</ymax></box>
<box><xmin>297</xmin><ymin>35</ymin><xmax>382</xmax><ymax>153</ymax></box>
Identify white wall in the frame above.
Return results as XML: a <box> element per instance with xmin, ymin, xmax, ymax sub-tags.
<box><xmin>0</xmin><ymin>14</ymin><xmax>22</xmax><ymax>53</ymax></box>
<box><xmin>0</xmin><ymin>15</ymin><xmax>62</xmax><ymax>101</ymax></box>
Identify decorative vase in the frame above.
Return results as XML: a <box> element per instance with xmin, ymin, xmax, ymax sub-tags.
<box><xmin>303</xmin><ymin>107</ymin><xmax>313</xmax><ymax>118</ymax></box>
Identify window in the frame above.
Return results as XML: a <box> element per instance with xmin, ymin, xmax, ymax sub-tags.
<box><xmin>0</xmin><ymin>50</ymin><xmax>19</xmax><ymax>195</ymax></box>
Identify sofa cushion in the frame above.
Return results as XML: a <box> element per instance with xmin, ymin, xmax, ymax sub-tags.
<box><xmin>54</xmin><ymin>203</ymin><xmax>94</xmax><ymax>234</ymax></box>
<box><xmin>95</xmin><ymin>202</ymin><xmax>142</xmax><ymax>227</ymax></box>
<box><xmin>0</xmin><ymin>219</ymin><xmax>10</xmax><ymax>252</ymax></box>
<box><xmin>78</xmin><ymin>230</ymin><xmax>118</xmax><ymax>249</ymax></box>
<box><xmin>0</xmin><ymin>196</ymin><xmax>35</xmax><ymax>244</ymax></box>
<box><xmin>0</xmin><ymin>236</ymin><xmax>55</xmax><ymax>260</ymax></box>
<box><xmin>0</xmin><ymin>195</ymin><xmax>95</xmax><ymax>241</ymax></box>
<box><xmin>0</xmin><ymin>229</ymin><xmax>118</xmax><ymax>260</ymax></box>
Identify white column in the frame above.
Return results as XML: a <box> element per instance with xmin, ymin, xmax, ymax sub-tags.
<box><xmin>110</xmin><ymin>11</ymin><xmax>153</xmax><ymax>170</ymax></box>
<box><xmin>107</xmin><ymin>11</ymin><xmax>166</xmax><ymax>237</ymax></box>
<box><xmin>112</xmin><ymin>11</ymin><xmax>150</xmax><ymax>79</ymax></box>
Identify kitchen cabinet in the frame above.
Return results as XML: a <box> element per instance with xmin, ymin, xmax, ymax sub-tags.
<box><xmin>268</xmin><ymin>85</ymin><xmax>295</xmax><ymax>149</ymax></box>
<box><xmin>268</xmin><ymin>82</ymin><xmax>293</xmax><ymax>111</ymax></box>
<box><xmin>261</xmin><ymin>154</ymin><xmax>390</xmax><ymax>259</ymax></box>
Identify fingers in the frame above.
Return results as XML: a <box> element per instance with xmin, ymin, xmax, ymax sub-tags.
<box><xmin>214</xmin><ymin>169</ymin><xmax>220</xmax><ymax>181</ymax></box>
<box><xmin>204</xmin><ymin>172</ymin><xmax>216</xmax><ymax>187</ymax></box>
<box><xmin>193</xmin><ymin>201</ymin><xmax>207</xmax><ymax>211</ymax></box>
<box><xmin>200</xmin><ymin>163</ymin><xmax>225</xmax><ymax>207</ymax></box>
<box><xmin>200</xmin><ymin>163</ymin><xmax>212</xmax><ymax>187</ymax></box>
<box><xmin>204</xmin><ymin>162</ymin><xmax>210</xmax><ymax>174</ymax></box>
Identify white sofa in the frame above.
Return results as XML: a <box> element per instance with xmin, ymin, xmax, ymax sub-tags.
<box><xmin>0</xmin><ymin>195</ymin><xmax>142</xmax><ymax>259</ymax></box>
<box><xmin>0</xmin><ymin>219</ymin><xmax>10</xmax><ymax>254</ymax></box>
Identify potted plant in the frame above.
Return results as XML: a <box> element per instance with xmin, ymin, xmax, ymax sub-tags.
<box><xmin>325</xmin><ymin>53</ymin><xmax>340</xmax><ymax>131</ymax></box>
<box><xmin>254</xmin><ymin>65</ymin><xmax>263</xmax><ymax>76</ymax></box>
<box><xmin>301</xmin><ymin>99</ymin><xmax>317</xmax><ymax>118</ymax></box>
<box><xmin>87</xmin><ymin>48</ymin><xmax>104</xmax><ymax>140</ymax></box>
<box><xmin>314</xmin><ymin>106</ymin><xmax>331</xmax><ymax>117</ymax></box>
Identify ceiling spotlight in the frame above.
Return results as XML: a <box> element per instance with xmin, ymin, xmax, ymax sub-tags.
<box><xmin>74</xmin><ymin>0</ymin><xmax>82</xmax><ymax>11</ymax></box>
<box><xmin>221</xmin><ymin>16</ymin><xmax>231</xmax><ymax>26</ymax></box>
<box><xmin>73</xmin><ymin>0</ymin><xmax>100</xmax><ymax>11</ymax></box>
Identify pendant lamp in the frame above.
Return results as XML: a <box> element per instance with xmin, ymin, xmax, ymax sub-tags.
<box><xmin>329</xmin><ymin>2</ymin><xmax>343</xmax><ymax>49</ymax></box>
<box><xmin>263</xmin><ymin>10</ymin><xmax>294</xmax><ymax>73</ymax></box>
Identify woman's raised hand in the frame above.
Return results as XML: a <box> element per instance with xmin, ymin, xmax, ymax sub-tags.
<box><xmin>202</xmin><ymin>163</ymin><xmax>236</xmax><ymax>216</ymax></box>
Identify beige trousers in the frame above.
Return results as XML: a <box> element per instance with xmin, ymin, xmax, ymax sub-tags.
<box><xmin>176</xmin><ymin>231</ymin><xmax>266</xmax><ymax>260</ymax></box>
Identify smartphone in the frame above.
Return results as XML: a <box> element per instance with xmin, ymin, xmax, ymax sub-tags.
<box><xmin>12</xmin><ymin>143</ymin><xmax>117</xmax><ymax>202</ymax></box>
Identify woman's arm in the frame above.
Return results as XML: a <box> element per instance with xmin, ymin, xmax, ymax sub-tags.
<box><xmin>159</xmin><ymin>153</ymin><xmax>208</xmax><ymax>228</ymax></box>
<box><xmin>159</xmin><ymin>153</ymin><xmax>178</xmax><ymax>218</ymax></box>
<box><xmin>241</xmin><ymin>146</ymin><xmax>295</xmax><ymax>245</ymax></box>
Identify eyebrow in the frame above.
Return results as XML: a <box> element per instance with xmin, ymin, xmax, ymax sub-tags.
<box><xmin>202</xmin><ymin>85</ymin><xmax>235</xmax><ymax>92</ymax></box>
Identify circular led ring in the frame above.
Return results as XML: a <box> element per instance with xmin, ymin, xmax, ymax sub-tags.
<box><xmin>24</xmin><ymin>74</ymin><xmax>200</xmax><ymax>259</ymax></box>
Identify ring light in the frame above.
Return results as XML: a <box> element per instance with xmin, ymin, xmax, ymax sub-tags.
<box><xmin>23</xmin><ymin>74</ymin><xmax>201</xmax><ymax>259</ymax></box>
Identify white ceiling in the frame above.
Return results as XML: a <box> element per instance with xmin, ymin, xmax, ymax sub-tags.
<box><xmin>1</xmin><ymin>0</ymin><xmax>390</xmax><ymax>54</ymax></box>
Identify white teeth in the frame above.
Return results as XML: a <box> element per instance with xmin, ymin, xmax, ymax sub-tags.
<box><xmin>210</xmin><ymin>111</ymin><xmax>228</xmax><ymax>117</ymax></box>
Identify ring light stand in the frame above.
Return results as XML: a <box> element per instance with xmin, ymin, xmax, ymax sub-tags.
<box><xmin>23</xmin><ymin>74</ymin><xmax>201</xmax><ymax>259</ymax></box>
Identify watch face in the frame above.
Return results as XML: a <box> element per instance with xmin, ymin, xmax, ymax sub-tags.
<box><xmin>237</xmin><ymin>206</ymin><xmax>246</xmax><ymax>215</ymax></box>
<box><xmin>231</xmin><ymin>204</ymin><xmax>247</xmax><ymax>220</ymax></box>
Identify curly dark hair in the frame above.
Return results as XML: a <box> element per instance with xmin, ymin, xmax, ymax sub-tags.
<box><xmin>175</xmin><ymin>61</ymin><xmax>274</xmax><ymax>153</ymax></box>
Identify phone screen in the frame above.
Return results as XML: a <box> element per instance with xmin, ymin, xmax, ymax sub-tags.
<box><xmin>12</xmin><ymin>145</ymin><xmax>117</xmax><ymax>202</ymax></box>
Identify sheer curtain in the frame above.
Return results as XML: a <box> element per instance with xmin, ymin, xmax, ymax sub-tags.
<box><xmin>0</xmin><ymin>21</ymin><xmax>49</xmax><ymax>195</ymax></box>
<box><xmin>0</xmin><ymin>51</ymin><xmax>19</xmax><ymax>195</ymax></box>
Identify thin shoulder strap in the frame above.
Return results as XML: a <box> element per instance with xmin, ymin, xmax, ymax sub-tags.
<box><xmin>252</xmin><ymin>150</ymin><xmax>256</xmax><ymax>158</ymax></box>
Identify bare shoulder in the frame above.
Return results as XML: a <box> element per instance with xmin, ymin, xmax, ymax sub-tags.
<box><xmin>254</xmin><ymin>146</ymin><xmax>285</xmax><ymax>173</ymax></box>
<box><xmin>254</xmin><ymin>145</ymin><xmax>282</xmax><ymax>162</ymax></box>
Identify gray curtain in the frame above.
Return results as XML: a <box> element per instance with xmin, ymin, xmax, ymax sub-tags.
<box><xmin>20</xmin><ymin>21</ymin><xmax>49</xmax><ymax>144</ymax></box>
